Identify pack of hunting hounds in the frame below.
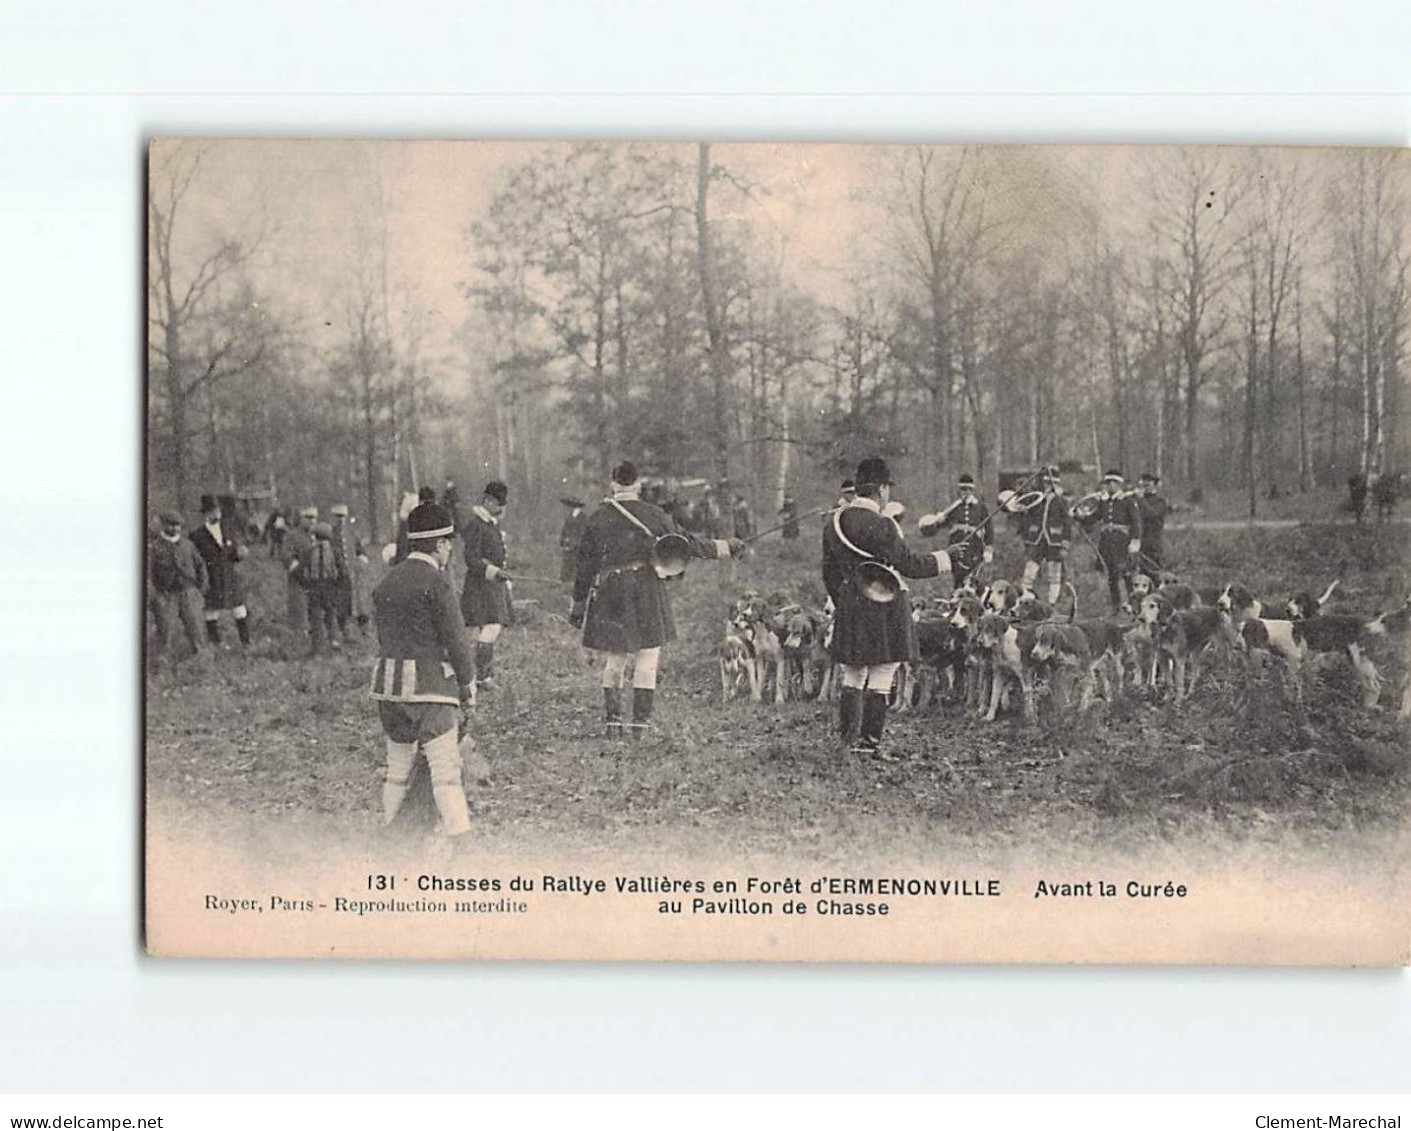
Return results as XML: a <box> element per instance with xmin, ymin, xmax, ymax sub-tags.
<box><xmin>719</xmin><ymin>573</ymin><xmax>1411</xmax><ymax>724</ymax></box>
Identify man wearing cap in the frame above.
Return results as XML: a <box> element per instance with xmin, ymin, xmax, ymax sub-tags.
<box><xmin>919</xmin><ymin>473</ymin><xmax>994</xmax><ymax>590</ymax></box>
<box><xmin>1135</xmin><ymin>472</ymin><xmax>1168</xmax><ymax>576</ymax></box>
<box><xmin>283</xmin><ymin>506</ymin><xmax>318</xmax><ymax>636</ymax></box>
<box><xmin>558</xmin><ymin>495</ymin><xmax>589</xmax><ymax>584</ymax></box>
<box><xmin>1078</xmin><ymin>470</ymin><xmax>1144</xmax><ymax>613</ymax></box>
<box><xmin>189</xmin><ymin>493</ymin><xmax>251</xmax><ymax>647</ymax></box>
<box><xmin>370</xmin><ymin>501</ymin><xmax>477</xmax><ymax>839</ymax></box>
<box><xmin>823</xmin><ymin>457</ymin><xmax>952</xmax><ymax>758</ymax></box>
<box><xmin>1015</xmin><ymin>467</ymin><xmax>1071</xmax><ymax>605</ymax></box>
<box><xmin>779</xmin><ymin>495</ymin><xmax>800</xmax><ymax>540</ymax></box>
<box><xmin>459</xmin><ymin>481</ymin><xmax>513</xmax><ymax>688</ymax></box>
<box><xmin>148</xmin><ymin>511</ymin><xmax>207</xmax><ymax>659</ymax></box>
<box><xmin>395</xmin><ymin>487</ymin><xmax>437</xmax><ymax>566</ymax></box>
<box><xmin>264</xmin><ymin>507</ymin><xmax>288</xmax><ymax>559</ymax></box>
<box><xmin>570</xmin><ymin>460</ymin><xmax>743</xmax><ymax>739</ymax></box>
<box><xmin>732</xmin><ymin>494</ymin><xmax>755</xmax><ymax>540</ymax></box>
<box><xmin>300</xmin><ymin>521</ymin><xmax>343</xmax><ymax>656</ymax></box>
<box><xmin>328</xmin><ymin>504</ymin><xmax>368</xmax><ymax>641</ymax></box>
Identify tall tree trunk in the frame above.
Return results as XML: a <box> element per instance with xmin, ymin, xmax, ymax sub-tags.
<box><xmin>1243</xmin><ymin>266</ymin><xmax>1259</xmax><ymax>519</ymax></box>
<box><xmin>1330</xmin><ymin>294</ymin><xmax>1343</xmax><ymax>472</ymax></box>
<box><xmin>1295</xmin><ymin>275</ymin><xmax>1311</xmax><ymax>491</ymax></box>
<box><xmin>776</xmin><ymin>393</ymin><xmax>791</xmax><ymax>512</ymax></box>
<box><xmin>695</xmin><ymin>143</ymin><xmax>731</xmax><ymax>483</ymax></box>
<box><xmin>362</xmin><ymin>357</ymin><xmax>379</xmax><ymax>542</ymax></box>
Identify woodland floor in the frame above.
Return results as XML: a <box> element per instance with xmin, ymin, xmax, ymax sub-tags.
<box><xmin>145</xmin><ymin>517</ymin><xmax>1411</xmax><ymax>864</ymax></box>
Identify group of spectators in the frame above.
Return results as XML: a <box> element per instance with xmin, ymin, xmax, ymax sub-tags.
<box><xmin>147</xmin><ymin>491</ymin><xmax>372</xmax><ymax>661</ymax></box>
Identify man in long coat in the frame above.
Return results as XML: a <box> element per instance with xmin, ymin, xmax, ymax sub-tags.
<box><xmin>1077</xmin><ymin>470</ymin><xmax>1144</xmax><ymax>612</ymax></box>
<box><xmin>370</xmin><ymin>501</ymin><xmax>477</xmax><ymax>839</ymax></box>
<box><xmin>1134</xmin><ymin>471</ymin><xmax>1168</xmax><ymax>577</ymax></box>
<box><xmin>189</xmin><ymin>493</ymin><xmax>250</xmax><ymax>646</ymax></box>
<box><xmin>823</xmin><ymin>457</ymin><xmax>951</xmax><ymax>757</ymax></box>
<box><xmin>329</xmin><ymin>504</ymin><xmax>368</xmax><ymax>640</ymax></box>
<box><xmin>459</xmin><ymin>480</ymin><xmax>513</xmax><ymax>687</ymax></box>
<box><xmin>570</xmin><ymin>460</ymin><xmax>742</xmax><ymax>738</ymax></box>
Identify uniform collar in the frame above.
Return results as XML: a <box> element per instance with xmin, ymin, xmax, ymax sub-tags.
<box><xmin>471</xmin><ymin>504</ymin><xmax>497</xmax><ymax>525</ymax></box>
<box><xmin>407</xmin><ymin>551</ymin><xmax>440</xmax><ymax>568</ymax></box>
<box><xmin>848</xmin><ymin>496</ymin><xmax>881</xmax><ymax>514</ymax></box>
<box><xmin>160</xmin><ymin>530</ymin><xmax>181</xmax><ymax>543</ymax></box>
<box><xmin>611</xmin><ymin>487</ymin><xmax>641</xmax><ymax>501</ymax></box>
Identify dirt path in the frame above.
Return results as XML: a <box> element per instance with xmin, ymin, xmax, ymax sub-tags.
<box><xmin>1176</xmin><ymin>517</ymin><xmax>1410</xmax><ymax>531</ymax></box>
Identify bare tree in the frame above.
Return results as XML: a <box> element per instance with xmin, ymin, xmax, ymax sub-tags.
<box><xmin>1143</xmin><ymin>149</ymin><xmax>1243</xmax><ymax>489</ymax></box>
<box><xmin>148</xmin><ymin>141</ymin><xmax>269</xmax><ymax>506</ymax></box>
<box><xmin>1328</xmin><ymin>150</ymin><xmax>1411</xmax><ymax>477</ymax></box>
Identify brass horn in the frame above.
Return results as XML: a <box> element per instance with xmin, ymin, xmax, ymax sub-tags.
<box><xmin>857</xmin><ymin>559</ymin><xmax>905</xmax><ymax>604</ymax></box>
<box><xmin>1072</xmin><ymin>491</ymin><xmax>1103</xmax><ymax>521</ymax></box>
<box><xmin>1003</xmin><ymin>489</ymin><xmax>1045</xmax><ymax>513</ymax></box>
<box><xmin>650</xmin><ymin>532</ymin><xmax>693</xmax><ymax>578</ymax></box>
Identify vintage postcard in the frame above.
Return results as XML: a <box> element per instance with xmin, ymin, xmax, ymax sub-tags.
<box><xmin>144</xmin><ymin>139</ymin><xmax>1411</xmax><ymax>962</ymax></box>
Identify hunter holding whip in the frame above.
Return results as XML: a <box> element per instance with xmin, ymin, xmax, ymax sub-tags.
<box><xmin>570</xmin><ymin>460</ymin><xmax>745</xmax><ymax>739</ymax></box>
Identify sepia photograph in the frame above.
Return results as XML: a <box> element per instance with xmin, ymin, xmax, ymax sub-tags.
<box><xmin>143</xmin><ymin>138</ymin><xmax>1411</xmax><ymax>962</ymax></box>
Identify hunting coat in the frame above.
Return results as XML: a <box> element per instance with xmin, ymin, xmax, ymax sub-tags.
<box><xmin>370</xmin><ymin>552</ymin><xmax>476</xmax><ymax>706</ymax></box>
<box><xmin>1016</xmin><ymin>491</ymin><xmax>1072</xmax><ymax>549</ymax></box>
<box><xmin>823</xmin><ymin>497</ymin><xmax>946</xmax><ymax>666</ymax></box>
<box><xmin>573</xmin><ymin>490</ymin><xmax>731</xmax><ymax>654</ymax></box>
<box><xmin>1082</xmin><ymin>491</ymin><xmax>1144</xmax><ymax>570</ymax></box>
<box><xmin>920</xmin><ymin>495</ymin><xmax>992</xmax><ymax>567</ymax></box>
<box><xmin>459</xmin><ymin>505</ymin><xmax>513</xmax><ymax>627</ymax></box>
<box><xmin>1136</xmin><ymin>491</ymin><xmax>1167</xmax><ymax>555</ymax></box>
<box><xmin>189</xmin><ymin>520</ymin><xmax>245</xmax><ymax>610</ymax></box>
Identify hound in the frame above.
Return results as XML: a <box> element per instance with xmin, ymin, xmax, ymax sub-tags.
<box><xmin>1283</xmin><ymin>579</ymin><xmax>1342</xmax><ymax>622</ymax></box>
<box><xmin>1067</xmin><ymin>618</ymin><xmax>1129</xmax><ymax>700</ymax></box>
<box><xmin>981</xmin><ymin>579</ymin><xmax>1019</xmax><ymax>615</ymax></box>
<box><xmin>1139</xmin><ymin>594</ymin><xmax>1225</xmax><ymax>701</ymax></box>
<box><xmin>720</xmin><ymin>627</ymin><xmax>754</xmax><ymax>702</ymax></box>
<box><xmin>721</xmin><ymin>603</ymin><xmax>786</xmax><ymax>704</ymax></box>
<box><xmin>950</xmin><ymin>594</ymin><xmax>992</xmax><ymax>714</ymax></box>
<box><xmin>1012</xmin><ymin>590</ymin><xmax>1055</xmax><ymax>624</ymax></box>
<box><xmin>1217</xmin><ymin>582</ymin><xmax>1263</xmax><ymax>621</ymax></box>
<box><xmin>1028</xmin><ymin>622</ymin><xmax>1096</xmax><ymax>710</ymax></box>
<box><xmin>779</xmin><ymin>606</ymin><xmax>829</xmax><ymax>699</ymax></box>
<box><xmin>1284</xmin><ymin>597</ymin><xmax>1408</xmax><ymax>709</ymax></box>
<box><xmin>1157</xmin><ymin>580</ymin><xmax>1203</xmax><ymax>612</ymax></box>
<box><xmin>913</xmin><ymin>599</ymin><xmax>966</xmax><ymax>709</ymax></box>
<box><xmin>975</xmin><ymin>612</ymin><xmax>1037</xmax><ymax>723</ymax></box>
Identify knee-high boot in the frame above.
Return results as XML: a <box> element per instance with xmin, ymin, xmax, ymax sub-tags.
<box><xmin>603</xmin><ymin>686</ymin><xmax>623</xmax><ymax>737</ymax></box>
<box><xmin>838</xmin><ymin>686</ymin><xmax>863</xmax><ymax>746</ymax></box>
<box><xmin>474</xmin><ymin>642</ymin><xmax>495</xmax><ymax>685</ymax></box>
<box><xmin>859</xmin><ymin>691</ymin><xmax>889</xmax><ymax>754</ymax></box>
<box><xmin>629</xmin><ymin>687</ymin><xmax>654</xmax><ymax>741</ymax></box>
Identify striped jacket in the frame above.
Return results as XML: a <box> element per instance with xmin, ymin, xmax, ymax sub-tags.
<box><xmin>369</xmin><ymin>552</ymin><xmax>476</xmax><ymax>705</ymax></box>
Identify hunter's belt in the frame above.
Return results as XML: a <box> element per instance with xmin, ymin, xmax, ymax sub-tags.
<box><xmin>597</xmin><ymin>561</ymin><xmax>651</xmax><ymax>582</ymax></box>
<box><xmin>1099</xmin><ymin>523</ymin><xmax>1130</xmax><ymax>533</ymax></box>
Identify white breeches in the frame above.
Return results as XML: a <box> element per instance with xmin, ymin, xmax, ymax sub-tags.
<box><xmin>600</xmin><ymin>647</ymin><xmax>662</xmax><ymax>690</ymax></box>
<box><xmin>838</xmin><ymin>662</ymin><xmax>900</xmax><ymax>694</ymax></box>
